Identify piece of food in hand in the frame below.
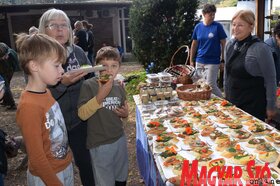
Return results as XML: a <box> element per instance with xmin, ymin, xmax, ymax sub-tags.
<box><xmin>99</xmin><ymin>74</ymin><xmax>112</xmax><ymax>84</ymax></box>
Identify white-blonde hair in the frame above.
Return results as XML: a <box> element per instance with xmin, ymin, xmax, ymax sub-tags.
<box><xmin>38</xmin><ymin>8</ymin><xmax>73</xmax><ymax>46</ymax></box>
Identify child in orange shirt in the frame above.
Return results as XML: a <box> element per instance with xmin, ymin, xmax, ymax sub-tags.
<box><xmin>16</xmin><ymin>33</ymin><xmax>73</xmax><ymax>186</ymax></box>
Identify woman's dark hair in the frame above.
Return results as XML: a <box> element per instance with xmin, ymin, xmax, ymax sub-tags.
<box><xmin>202</xmin><ymin>4</ymin><xmax>216</xmax><ymax>14</ymax></box>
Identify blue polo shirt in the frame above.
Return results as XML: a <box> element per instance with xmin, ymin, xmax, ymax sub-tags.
<box><xmin>192</xmin><ymin>21</ymin><xmax>227</xmax><ymax>64</ymax></box>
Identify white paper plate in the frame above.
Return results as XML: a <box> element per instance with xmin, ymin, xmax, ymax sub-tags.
<box><xmin>69</xmin><ymin>67</ymin><xmax>95</xmax><ymax>74</ymax></box>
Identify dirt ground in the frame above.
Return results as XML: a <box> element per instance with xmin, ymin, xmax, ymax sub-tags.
<box><xmin>0</xmin><ymin>62</ymin><xmax>145</xmax><ymax>186</ymax></box>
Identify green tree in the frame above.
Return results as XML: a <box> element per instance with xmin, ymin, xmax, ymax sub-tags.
<box><xmin>129</xmin><ymin>0</ymin><xmax>200</xmax><ymax>72</ymax></box>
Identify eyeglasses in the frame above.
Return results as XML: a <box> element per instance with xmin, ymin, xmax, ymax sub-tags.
<box><xmin>45</xmin><ymin>24</ymin><xmax>69</xmax><ymax>30</ymax></box>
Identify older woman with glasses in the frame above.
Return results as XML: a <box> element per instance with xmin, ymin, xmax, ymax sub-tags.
<box><xmin>224</xmin><ymin>10</ymin><xmax>276</xmax><ymax>121</ymax></box>
<box><xmin>38</xmin><ymin>8</ymin><xmax>95</xmax><ymax>186</ymax></box>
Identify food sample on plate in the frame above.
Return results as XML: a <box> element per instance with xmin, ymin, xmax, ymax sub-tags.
<box><xmin>196</xmin><ymin>156</ymin><xmax>212</xmax><ymax>167</ymax></box>
<box><xmin>214</xmin><ymin>134</ymin><xmax>230</xmax><ymax>145</ymax></box>
<box><xmin>146</xmin><ymin>120</ymin><xmax>163</xmax><ymax>128</ymax></box>
<box><xmin>209</xmin><ymin>130</ymin><xmax>227</xmax><ymax>141</ymax></box>
<box><xmin>166</xmin><ymin>106</ymin><xmax>185</xmax><ymax>117</ymax></box>
<box><xmin>155</xmin><ymin>132</ymin><xmax>179</xmax><ymax>143</ymax></box>
<box><xmin>184</xmin><ymin>100</ymin><xmax>199</xmax><ymax>107</ymax></box>
<box><xmin>191</xmin><ymin>147</ymin><xmax>213</xmax><ymax>158</ymax></box>
<box><xmin>187</xmin><ymin>111</ymin><xmax>206</xmax><ymax>122</ymax></box>
<box><xmin>154</xmin><ymin>142</ymin><xmax>179</xmax><ymax>153</ymax></box>
<box><xmin>159</xmin><ymin>146</ymin><xmax>177</xmax><ymax>158</ymax></box>
<box><xmin>215</xmin><ymin>139</ymin><xmax>237</xmax><ymax>152</ymax></box>
<box><xmin>189</xmin><ymin>139</ymin><xmax>208</xmax><ymax>148</ymax></box>
<box><xmin>201</xmin><ymin>126</ymin><xmax>216</xmax><ymax>137</ymax></box>
<box><xmin>228</xmin><ymin>124</ymin><xmax>243</xmax><ymax>130</ymax></box>
<box><xmin>232</xmin><ymin>129</ymin><xmax>252</xmax><ymax>141</ymax></box>
<box><xmin>169</xmin><ymin>117</ymin><xmax>191</xmax><ymax>129</ymax></box>
<box><xmin>248</xmin><ymin>123</ymin><xmax>269</xmax><ymax>135</ymax></box>
<box><xmin>177</xmin><ymin>127</ymin><xmax>199</xmax><ymax>139</ymax></box>
<box><xmin>221</xmin><ymin>144</ymin><xmax>244</xmax><ymax>158</ymax></box>
<box><xmin>163</xmin><ymin>154</ymin><xmax>184</xmax><ymax>168</ymax></box>
<box><xmin>197</xmin><ymin>119</ymin><xmax>214</xmax><ymax>129</ymax></box>
<box><xmin>220</xmin><ymin>100</ymin><xmax>233</xmax><ymax>107</ymax></box>
<box><xmin>255</xmin><ymin>142</ymin><xmax>279</xmax><ymax>163</ymax></box>
<box><xmin>207</xmin><ymin>158</ymin><xmax>225</xmax><ymax>169</ymax></box>
<box><xmin>246</xmin><ymin>138</ymin><xmax>266</xmax><ymax>148</ymax></box>
<box><xmin>265</xmin><ymin>132</ymin><xmax>280</xmax><ymax>142</ymax></box>
<box><xmin>216</xmin><ymin>114</ymin><xmax>235</xmax><ymax>125</ymax></box>
<box><xmin>227</xmin><ymin>152</ymin><xmax>255</xmax><ymax>165</ymax></box>
<box><xmin>146</xmin><ymin>126</ymin><xmax>167</xmax><ymax>135</ymax></box>
<box><xmin>182</xmin><ymin>135</ymin><xmax>200</xmax><ymax>145</ymax></box>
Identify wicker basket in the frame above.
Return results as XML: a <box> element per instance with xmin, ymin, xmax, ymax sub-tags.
<box><xmin>164</xmin><ymin>45</ymin><xmax>195</xmax><ymax>84</ymax></box>
<box><xmin>176</xmin><ymin>84</ymin><xmax>212</xmax><ymax>101</ymax></box>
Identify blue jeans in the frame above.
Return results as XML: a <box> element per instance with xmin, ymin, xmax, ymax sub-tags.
<box><xmin>193</xmin><ymin>62</ymin><xmax>223</xmax><ymax>97</ymax></box>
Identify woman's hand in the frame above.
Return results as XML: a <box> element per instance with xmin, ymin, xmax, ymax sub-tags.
<box><xmin>61</xmin><ymin>71</ymin><xmax>88</xmax><ymax>86</ymax></box>
<box><xmin>114</xmin><ymin>101</ymin><xmax>129</xmax><ymax>118</ymax></box>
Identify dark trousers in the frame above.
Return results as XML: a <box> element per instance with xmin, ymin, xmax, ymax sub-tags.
<box><xmin>87</xmin><ymin>51</ymin><xmax>94</xmax><ymax>65</ymax></box>
<box><xmin>68</xmin><ymin>123</ymin><xmax>95</xmax><ymax>186</ymax></box>
<box><xmin>2</xmin><ymin>73</ymin><xmax>15</xmax><ymax>106</ymax></box>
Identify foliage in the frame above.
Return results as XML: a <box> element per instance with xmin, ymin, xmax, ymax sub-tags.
<box><xmin>216</xmin><ymin>0</ymin><xmax>237</xmax><ymax>7</ymax></box>
<box><xmin>124</xmin><ymin>70</ymin><xmax>147</xmax><ymax>101</ymax></box>
<box><xmin>270</xmin><ymin>10</ymin><xmax>280</xmax><ymax>31</ymax></box>
<box><xmin>199</xmin><ymin>0</ymin><xmax>237</xmax><ymax>8</ymax></box>
<box><xmin>129</xmin><ymin>0</ymin><xmax>200</xmax><ymax>73</ymax></box>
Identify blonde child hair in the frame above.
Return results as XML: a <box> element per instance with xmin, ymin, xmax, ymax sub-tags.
<box><xmin>15</xmin><ymin>33</ymin><xmax>66</xmax><ymax>75</ymax></box>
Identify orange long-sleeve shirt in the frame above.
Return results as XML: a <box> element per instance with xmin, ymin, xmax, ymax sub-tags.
<box><xmin>16</xmin><ymin>90</ymin><xmax>72</xmax><ymax>186</ymax></box>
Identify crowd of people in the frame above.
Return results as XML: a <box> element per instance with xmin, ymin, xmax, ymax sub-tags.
<box><xmin>0</xmin><ymin>3</ymin><xmax>280</xmax><ymax>186</ymax></box>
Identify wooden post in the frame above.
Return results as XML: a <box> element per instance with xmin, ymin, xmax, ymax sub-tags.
<box><xmin>256</xmin><ymin>0</ymin><xmax>265</xmax><ymax>40</ymax></box>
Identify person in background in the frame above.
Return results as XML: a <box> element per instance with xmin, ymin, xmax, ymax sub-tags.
<box><xmin>224</xmin><ymin>10</ymin><xmax>276</xmax><ymax>121</ymax></box>
<box><xmin>29</xmin><ymin>26</ymin><xmax>39</xmax><ymax>35</ymax></box>
<box><xmin>78</xmin><ymin>46</ymin><xmax>129</xmax><ymax>186</ymax></box>
<box><xmin>0</xmin><ymin>75</ymin><xmax>5</xmax><ymax>102</ymax></box>
<box><xmin>265</xmin><ymin>21</ymin><xmax>280</xmax><ymax>84</ymax></box>
<box><xmin>0</xmin><ymin>75</ymin><xmax>7</xmax><ymax>186</ymax></box>
<box><xmin>74</xmin><ymin>21</ymin><xmax>88</xmax><ymax>55</ymax></box>
<box><xmin>16</xmin><ymin>33</ymin><xmax>73</xmax><ymax>186</ymax></box>
<box><xmin>190</xmin><ymin>3</ymin><xmax>227</xmax><ymax>97</ymax></box>
<box><xmin>82</xmin><ymin>20</ymin><xmax>95</xmax><ymax>65</ymax></box>
<box><xmin>38</xmin><ymin>8</ymin><xmax>95</xmax><ymax>186</ymax></box>
<box><xmin>0</xmin><ymin>42</ymin><xmax>18</xmax><ymax>110</ymax></box>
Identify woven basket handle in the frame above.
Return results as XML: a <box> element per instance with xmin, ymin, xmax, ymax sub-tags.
<box><xmin>169</xmin><ymin>45</ymin><xmax>190</xmax><ymax>67</ymax></box>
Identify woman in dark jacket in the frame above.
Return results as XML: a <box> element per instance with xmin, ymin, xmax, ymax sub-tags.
<box><xmin>224</xmin><ymin>10</ymin><xmax>276</xmax><ymax>121</ymax></box>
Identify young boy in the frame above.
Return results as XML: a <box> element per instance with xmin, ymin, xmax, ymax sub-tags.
<box><xmin>15</xmin><ymin>33</ymin><xmax>73</xmax><ymax>186</ymax></box>
<box><xmin>78</xmin><ymin>46</ymin><xmax>129</xmax><ymax>186</ymax></box>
